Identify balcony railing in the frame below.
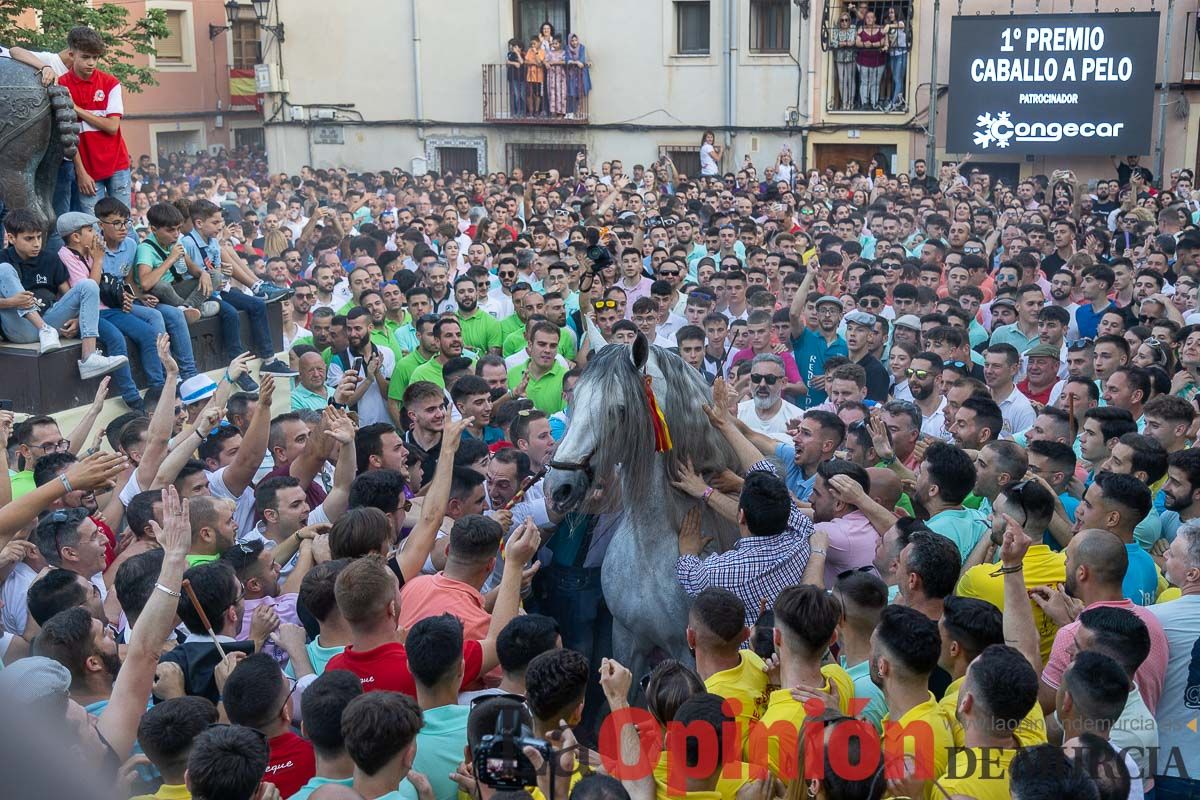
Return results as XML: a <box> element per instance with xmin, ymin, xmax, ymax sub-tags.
<box><xmin>482</xmin><ymin>63</ymin><xmax>589</xmax><ymax>124</ymax></box>
<box><xmin>821</xmin><ymin>1</ymin><xmax>912</xmax><ymax>113</ymax></box>
<box><xmin>1184</xmin><ymin>13</ymin><xmax>1200</xmax><ymax>85</ymax></box>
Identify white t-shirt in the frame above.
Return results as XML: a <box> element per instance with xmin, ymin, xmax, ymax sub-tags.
<box><xmin>1</xmin><ymin>562</ymin><xmax>36</xmax><ymax>636</ymax></box>
<box><xmin>737</xmin><ymin>399</ymin><xmax>804</xmax><ymax>444</ymax></box>
<box><xmin>207</xmin><ymin>465</ymin><xmax>258</xmax><ymax>542</ymax></box>
<box><xmin>700</xmin><ymin>143</ymin><xmax>719</xmax><ymax>176</ymax></box>
<box><xmin>327</xmin><ymin>347</ymin><xmax>396</xmax><ymax>427</ymax></box>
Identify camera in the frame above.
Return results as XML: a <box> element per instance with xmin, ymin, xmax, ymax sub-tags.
<box><xmin>473</xmin><ymin>706</ymin><xmax>551</xmax><ymax>791</ymax></box>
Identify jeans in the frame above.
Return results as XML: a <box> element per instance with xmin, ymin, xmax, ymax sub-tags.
<box><xmin>888</xmin><ymin>52</ymin><xmax>908</xmax><ymax>105</ymax></box>
<box><xmin>0</xmin><ymin>267</ymin><xmax>100</xmax><ymax>342</ymax></box>
<box><xmin>858</xmin><ymin>64</ymin><xmax>884</xmax><ymax>108</ymax></box>
<box><xmin>50</xmin><ymin>160</ymin><xmax>81</xmax><ymax>253</ymax></box>
<box><xmin>529</xmin><ymin>563</ymin><xmax>613</xmax><ymax>746</ymax></box>
<box><xmin>78</xmin><ymin>168</ymin><xmax>132</xmax><ymax>215</ymax></box>
<box><xmin>100</xmin><ymin>308</ymin><xmax>164</xmax><ymax>387</ymax></box>
<box><xmin>1157</xmin><ymin>777</ymin><xmax>1200</xmax><ymax>800</ymax></box>
<box><xmin>95</xmin><ymin>315</ymin><xmax>140</xmax><ymax>404</ymax></box>
<box><xmin>144</xmin><ymin>302</ymin><xmax>199</xmax><ymax>379</ymax></box>
<box><xmin>218</xmin><ymin>289</ymin><xmax>274</xmax><ymax>360</ymax></box>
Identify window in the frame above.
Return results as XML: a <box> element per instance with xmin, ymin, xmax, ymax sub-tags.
<box><xmin>750</xmin><ymin>0</ymin><xmax>790</xmax><ymax>53</ymax></box>
<box><xmin>676</xmin><ymin>1</ymin><xmax>710</xmax><ymax>55</ymax></box>
<box><xmin>155</xmin><ymin>9</ymin><xmax>185</xmax><ymax>63</ymax></box>
<box><xmin>231</xmin><ymin>12</ymin><xmax>261</xmax><ymax>69</ymax></box>
<box><xmin>659</xmin><ymin>146</ymin><xmax>701</xmax><ymax>179</ymax></box>
<box><xmin>233</xmin><ymin>127</ymin><xmax>266</xmax><ymax>152</ymax></box>
<box><xmin>507</xmin><ymin>144</ymin><xmax>585</xmax><ymax>176</ymax></box>
<box><xmin>515</xmin><ymin>0</ymin><xmax>569</xmax><ymax>45</ymax></box>
<box><xmin>438</xmin><ymin>147</ymin><xmax>479</xmax><ymax>176</ymax></box>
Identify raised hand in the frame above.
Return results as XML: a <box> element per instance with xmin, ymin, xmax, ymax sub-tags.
<box><xmin>998</xmin><ymin>512</ymin><xmax>1032</xmax><ymax>568</ymax></box>
<box><xmin>258</xmin><ymin>372</ymin><xmax>276</xmax><ymax>406</ymax></box>
<box><xmin>64</xmin><ymin>451</ymin><xmax>128</xmax><ymax>492</ymax></box>
<box><xmin>148</xmin><ymin>486</ymin><xmax>191</xmax><ymax>559</ymax></box>
<box><xmin>90</xmin><ymin>376</ymin><xmax>111</xmax><ymax>410</ymax></box>
<box><xmin>598</xmin><ymin>657</ymin><xmax>633</xmax><ymax>706</ymax></box>
<box><xmin>506</xmin><ymin>517</ymin><xmax>541</xmax><ymax>565</ymax></box>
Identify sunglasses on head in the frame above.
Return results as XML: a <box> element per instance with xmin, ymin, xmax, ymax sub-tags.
<box><xmin>750</xmin><ymin>373</ymin><xmax>780</xmax><ymax>385</ymax></box>
<box><xmin>1066</xmin><ymin>338</ymin><xmax>1094</xmax><ymax>348</ymax></box>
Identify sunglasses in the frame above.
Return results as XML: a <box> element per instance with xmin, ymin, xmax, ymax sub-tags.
<box><xmin>905</xmin><ymin>368</ymin><xmax>931</xmax><ymax>379</ymax></box>
<box><xmin>858</xmin><ymin>299</ymin><xmax>882</xmax><ymax>309</ymax></box>
<box><xmin>1066</xmin><ymin>338</ymin><xmax>1094</xmax><ymax>348</ymax></box>
<box><xmin>593</xmin><ymin>299</ymin><xmax>618</xmax><ymax>310</ymax></box>
<box><xmin>750</xmin><ymin>374</ymin><xmax>780</xmax><ymax>385</ymax></box>
<box><xmin>658</xmin><ymin>270</ymin><xmax>681</xmax><ymax>278</ymax></box>
<box><xmin>962</xmin><ymin>246</ymin><xmax>983</xmax><ymax>254</ymax></box>
<box><xmin>1138</xmin><ymin>315</ymin><xmax>1158</xmax><ymax>324</ymax></box>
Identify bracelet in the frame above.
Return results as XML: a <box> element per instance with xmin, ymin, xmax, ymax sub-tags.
<box><xmin>154</xmin><ymin>582</ymin><xmax>182</xmax><ymax>598</ymax></box>
<box><xmin>811</xmin><ymin>547</ymin><xmax>827</xmax><ymax>556</ymax></box>
<box><xmin>701</xmin><ymin>486</ymin><xmax>714</xmax><ymax>505</ymax></box>
<box><xmin>222</xmin><ymin>372</ymin><xmax>236</xmax><ymax>384</ymax></box>
<box><xmin>85</xmin><ymin>446</ymin><xmax>99</xmax><ymax>456</ymax></box>
<box><xmin>990</xmin><ymin>564</ymin><xmax>1024</xmax><ymax>577</ymax></box>
<box><xmin>58</xmin><ymin>474</ymin><xmax>73</xmax><ymax>494</ymax></box>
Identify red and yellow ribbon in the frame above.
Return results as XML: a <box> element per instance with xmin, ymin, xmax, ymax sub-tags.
<box><xmin>643</xmin><ymin>375</ymin><xmax>673</xmax><ymax>452</ymax></box>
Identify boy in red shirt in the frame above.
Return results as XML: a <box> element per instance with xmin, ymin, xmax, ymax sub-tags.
<box><xmin>57</xmin><ymin>26</ymin><xmax>131</xmax><ymax>214</ymax></box>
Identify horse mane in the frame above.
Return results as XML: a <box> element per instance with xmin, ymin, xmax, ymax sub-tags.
<box><xmin>576</xmin><ymin>343</ymin><xmax>740</xmax><ymax>512</ymax></box>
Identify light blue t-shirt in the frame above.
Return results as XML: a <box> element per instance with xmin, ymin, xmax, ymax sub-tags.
<box><xmin>841</xmin><ymin>657</ymin><xmax>887</xmax><ymax>733</ymax></box>
<box><xmin>101</xmin><ymin>230</ymin><xmax>139</xmax><ymax>278</ymax></box>
<box><xmin>1122</xmin><ymin>542</ymin><xmax>1160</xmax><ymax>606</ymax></box>
<box><xmin>397</xmin><ymin>704</ymin><xmax>470</xmax><ymax>800</ymax></box>
<box><xmin>1147</xmin><ymin>594</ymin><xmax>1200</xmax><ymax>782</ymax></box>
<box><xmin>774</xmin><ymin>442</ymin><xmax>817</xmax><ymax>501</ymax></box>
<box><xmin>926</xmin><ymin>507</ymin><xmax>990</xmax><ymax>563</ymax></box>
<box><xmin>287</xmin><ymin>776</ymin><xmax>354</xmax><ymax>800</ymax></box>
<box><xmin>790</xmin><ymin>327</ymin><xmax>848</xmax><ymax>409</ymax></box>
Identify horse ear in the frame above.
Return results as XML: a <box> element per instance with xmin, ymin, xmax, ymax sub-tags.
<box><xmin>630</xmin><ymin>331</ymin><xmax>649</xmax><ymax>370</ymax></box>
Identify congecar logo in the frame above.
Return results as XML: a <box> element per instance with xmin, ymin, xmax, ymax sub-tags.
<box><xmin>973</xmin><ymin>111</ymin><xmax>1125</xmax><ymax>149</ymax></box>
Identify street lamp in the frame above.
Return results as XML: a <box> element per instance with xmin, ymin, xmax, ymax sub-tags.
<box><xmin>208</xmin><ymin>0</ymin><xmax>241</xmax><ymax>40</ymax></box>
<box><xmin>251</xmin><ymin>0</ymin><xmax>285</xmax><ymax>43</ymax></box>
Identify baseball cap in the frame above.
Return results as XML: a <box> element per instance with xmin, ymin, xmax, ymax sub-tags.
<box><xmin>1026</xmin><ymin>343</ymin><xmax>1061</xmax><ymax>360</ymax></box>
<box><xmin>991</xmin><ymin>297</ymin><xmax>1017</xmax><ymax>310</ymax></box>
<box><xmin>0</xmin><ymin>656</ymin><xmax>70</xmax><ymax>705</ymax></box>
<box><xmin>55</xmin><ymin>211</ymin><xmax>99</xmax><ymax>239</ymax></box>
<box><xmin>894</xmin><ymin>314</ymin><xmax>922</xmax><ymax>332</ymax></box>
<box><xmin>844</xmin><ymin>310</ymin><xmax>877</xmax><ymax>328</ymax></box>
<box><xmin>180</xmin><ymin>375</ymin><xmax>218</xmax><ymax>406</ymax></box>
<box><xmin>815</xmin><ymin>295</ymin><xmax>845</xmax><ymax>310</ymax></box>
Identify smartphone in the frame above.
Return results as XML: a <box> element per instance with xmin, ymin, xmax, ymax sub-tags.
<box><xmin>123</xmin><ymin>284</ymin><xmax>135</xmax><ymax>296</ymax></box>
<box><xmin>353</xmin><ymin>357</ymin><xmax>365</xmax><ymax>375</ymax></box>
<box><xmin>0</xmin><ymin>400</ymin><xmax>12</xmax><ymax>412</ymax></box>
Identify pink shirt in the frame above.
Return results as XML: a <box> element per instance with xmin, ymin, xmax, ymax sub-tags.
<box><xmin>1040</xmin><ymin>598</ymin><xmax>1169</xmax><ymax>715</ymax></box>
<box><xmin>816</xmin><ymin>510</ymin><xmax>881</xmax><ymax>589</ymax></box>
<box><xmin>59</xmin><ymin>246</ymin><xmax>111</xmax><ymax>309</ymax></box>
<box><xmin>240</xmin><ymin>593</ymin><xmax>302</xmax><ymax>668</ymax></box>
<box><xmin>399</xmin><ymin>573</ymin><xmax>490</xmax><ymax>641</ymax></box>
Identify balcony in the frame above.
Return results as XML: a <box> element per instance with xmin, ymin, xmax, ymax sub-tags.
<box><xmin>820</xmin><ymin>1</ymin><xmax>913</xmax><ymax>113</ymax></box>
<box><xmin>1184</xmin><ymin>13</ymin><xmax>1200</xmax><ymax>85</ymax></box>
<box><xmin>482</xmin><ymin>63</ymin><xmax>589</xmax><ymax>124</ymax></box>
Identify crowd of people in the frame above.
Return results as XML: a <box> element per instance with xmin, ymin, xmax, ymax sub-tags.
<box><xmin>3</xmin><ymin>22</ymin><xmax>1200</xmax><ymax>800</ymax></box>
<box><xmin>505</xmin><ymin>21</ymin><xmax>592</xmax><ymax>119</ymax></box>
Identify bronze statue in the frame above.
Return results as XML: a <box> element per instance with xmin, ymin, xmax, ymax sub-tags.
<box><xmin>0</xmin><ymin>57</ymin><xmax>79</xmax><ymax>225</ymax></box>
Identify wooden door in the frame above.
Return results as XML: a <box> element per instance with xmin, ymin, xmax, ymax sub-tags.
<box><xmin>812</xmin><ymin>144</ymin><xmax>883</xmax><ymax>175</ymax></box>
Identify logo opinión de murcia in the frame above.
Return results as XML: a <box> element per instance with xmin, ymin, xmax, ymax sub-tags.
<box><xmin>973</xmin><ymin>111</ymin><xmax>1125</xmax><ymax>149</ymax></box>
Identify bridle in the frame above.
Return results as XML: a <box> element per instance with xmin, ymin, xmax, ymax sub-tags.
<box><xmin>547</xmin><ymin>452</ymin><xmax>594</xmax><ymax>481</ymax></box>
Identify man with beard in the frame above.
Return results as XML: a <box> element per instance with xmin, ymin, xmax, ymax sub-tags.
<box><xmin>788</xmin><ymin>261</ymin><xmax>848</xmax><ymax>409</ymax></box>
<box><xmin>736</xmin><ymin>354</ymin><xmax>803</xmax><ymax>444</ymax></box>
<box><xmin>1159</xmin><ymin>449</ymin><xmax>1200</xmax><ymax>541</ymax></box>
<box><xmin>455</xmin><ymin>276</ymin><xmax>503</xmax><ymax>355</ymax></box>
<box><xmin>388</xmin><ymin>314</ymin><xmax>439</xmax><ymax>422</ymax></box>
<box><xmin>410</xmin><ymin>317</ymin><xmax>470</xmax><ymax>389</ymax></box>
<box><xmin>906</xmin><ymin>351</ymin><xmax>949</xmax><ymax>440</ymax></box>
<box><xmin>331</xmin><ymin>307</ymin><xmax>395</xmax><ymax>427</ymax></box>
<box><xmin>30</xmin><ymin>606</ymin><xmax>125</xmax><ymax>714</ymax></box>
<box><xmin>1071</xmin><ymin>472</ymin><xmax>1159</xmax><ymax>606</ymax></box>
<box><xmin>1047</xmin><ymin>269</ymin><xmax>1081</xmax><ymax>335</ymax></box>
<box><xmin>914</xmin><ymin>442</ymin><xmax>990</xmax><ymax>562</ymax></box>
<box><xmin>485</xmin><ymin>448</ymin><xmax>530</xmax><ymax>510</ymax></box>
<box><xmin>1034</xmin><ymin>528</ymin><xmax>1169</xmax><ymax>719</ymax></box>
<box><xmin>358</xmin><ymin>289</ymin><xmax>404</xmax><ymax>364</ymax></box>
<box><xmin>1041</xmin><ymin>219</ymin><xmax>1077</xmax><ymax>274</ymax></box>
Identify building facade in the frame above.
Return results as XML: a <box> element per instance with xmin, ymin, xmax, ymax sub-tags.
<box><xmin>252</xmin><ymin>0</ymin><xmax>1199</xmax><ymax>182</ymax></box>
<box><xmin>120</xmin><ymin>0</ymin><xmax>266</xmax><ymax>161</ymax></box>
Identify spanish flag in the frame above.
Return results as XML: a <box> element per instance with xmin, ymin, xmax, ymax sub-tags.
<box><xmin>229</xmin><ymin>68</ymin><xmax>258</xmax><ymax>108</ymax></box>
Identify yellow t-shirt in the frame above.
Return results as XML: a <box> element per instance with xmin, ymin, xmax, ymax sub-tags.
<box><xmin>881</xmin><ymin>694</ymin><xmax>955</xmax><ymax>800</ymax></box>
<box><xmin>654</xmin><ymin>751</ymin><xmax>766</xmax><ymax>800</ymax></box>
<box><xmin>705</xmin><ymin>650</ymin><xmax>770</xmax><ymax>751</ymax></box>
<box><xmin>936</xmin><ymin>746</ymin><xmax>1018</xmax><ymax>800</ymax></box>
<box><xmin>939</xmin><ymin>677</ymin><xmax>1047</xmax><ymax>748</ymax></box>
<box><xmin>132</xmin><ymin>786</ymin><xmax>190</xmax><ymax>800</ymax></box>
<box><xmin>745</xmin><ymin>663</ymin><xmax>856</xmax><ymax>779</ymax></box>
<box><xmin>1156</xmin><ymin>586</ymin><xmax>1182</xmax><ymax>604</ymax></box>
<box><xmin>955</xmin><ymin>544</ymin><xmax>1066</xmax><ymax>665</ymax></box>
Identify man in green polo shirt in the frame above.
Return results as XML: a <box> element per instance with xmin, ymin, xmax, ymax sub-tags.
<box><xmin>498</xmin><ymin>283</ymin><xmax>533</xmax><ymax>343</ymax></box>
<box><xmin>391</xmin><ymin>315</ymin><xmax>439</xmax><ymax>399</ymax></box>
<box><xmin>410</xmin><ymin>318</ymin><xmax>474</xmax><ymax>389</ymax></box>
<box><xmin>454</xmin><ymin>276</ymin><xmax>502</xmax><ymax>354</ymax></box>
<box><xmin>360</xmin><ymin>289</ymin><xmax>405</xmax><ymax>364</ymax></box>
<box><xmin>11</xmin><ymin>415</ymin><xmax>69</xmax><ymax>499</ymax></box>
<box><xmin>292</xmin><ymin>351</ymin><xmax>332</xmax><ymax>411</ymax></box>
<box><xmin>507</xmin><ymin>321</ymin><xmax>567</xmax><ymax>415</ymax></box>
<box><xmin>988</xmin><ymin>284</ymin><xmax>1043</xmax><ymax>354</ymax></box>
<box><xmin>335</xmin><ymin>266</ymin><xmax>375</xmax><ymax>315</ymax></box>
<box><xmin>502</xmin><ymin>289</ymin><xmax>577</xmax><ymax>361</ymax></box>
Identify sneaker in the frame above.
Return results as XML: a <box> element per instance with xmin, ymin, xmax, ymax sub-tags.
<box><xmin>200</xmin><ymin>301</ymin><xmax>221</xmax><ymax>318</ymax></box>
<box><xmin>183</xmin><ymin>307</ymin><xmax>201</xmax><ymax>324</ymax></box>
<box><xmin>38</xmin><ymin>326</ymin><xmax>62</xmax><ymax>354</ymax></box>
<box><xmin>78</xmin><ymin>351</ymin><xmax>129</xmax><ymax>380</ymax></box>
<box><xmin>260</xmin><ymin>358</ymin><xmax>299</xmax><ymax>378</ymax></box>
<box><xmin>234</xmin><ymin>373</ymin><xmax>259</xmax><ymax>393</ymax></box>
<box><xmin>255</xmin><ymin>283</ymin><xmax>293</xmax><ymax>304</ymax></box>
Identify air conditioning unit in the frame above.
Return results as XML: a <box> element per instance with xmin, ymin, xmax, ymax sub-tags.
<box><xmin>255</xmin><ymin>63</ymin><xmax>281</xmax><ymax>93</ymax></box>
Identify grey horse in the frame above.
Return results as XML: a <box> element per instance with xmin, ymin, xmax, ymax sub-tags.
<box><xmin>543</xmin><ymin>332</ymin><xmax>741</xmax><ymax>685</ymax></box>
<box><xmin>0</xmin><ymin>57</ymin><xmax>79</xmax><ymax>225</ymax></box>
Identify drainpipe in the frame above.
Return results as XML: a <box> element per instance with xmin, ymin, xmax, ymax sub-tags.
<box><xmin>412</xmin><ymin>0</ymin><xmax>425</xmax><ymax>142</ymax></box>
<box><xmin>725</xmin><ymin>0</ymin><xmax>736</xmax><ymax>155</ymax></box>
<box><xmin>1154</xmin><ymin>0</ymin><xmax>1177</xmax><ymax>185</ymax></box>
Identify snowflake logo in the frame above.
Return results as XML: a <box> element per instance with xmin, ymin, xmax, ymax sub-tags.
<box><xmin>973</xmin><ymin>111</ymin><xmax>1015</xmax><ymax>150</ymax></box>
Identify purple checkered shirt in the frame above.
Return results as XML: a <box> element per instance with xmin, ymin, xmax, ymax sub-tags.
<box><xmin>676</xmin><ymin>459</ymin><xmax>814</xmax><ymax>625</ymax></box>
